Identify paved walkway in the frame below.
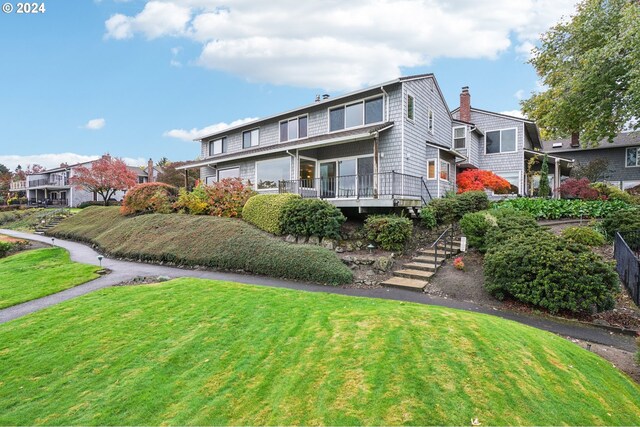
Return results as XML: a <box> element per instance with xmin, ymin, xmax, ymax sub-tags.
<box><xmin>1</xmin><ymin>229</ymin><xmax>637</xmax><ymax>352</ymax></box>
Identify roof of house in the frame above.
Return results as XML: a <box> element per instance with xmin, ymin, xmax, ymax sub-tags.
<box><xmin>177</xmin><ymin>122</ymin><xmax>394</xmax><ymax>170</ymax></box>
<box><xmin>542</xmin><ymin>132</ymin><xmax>640</xmax><ymax>153</ymax></box>
<box><xmin>195</xmin><ymin>74</ymin><xmax>439</xmax><ymax>142</ymax></box>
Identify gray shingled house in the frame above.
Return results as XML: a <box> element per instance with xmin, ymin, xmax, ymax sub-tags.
<box><xmin>177</xmin><ymin>75</ymin><xmax>571</xmax><ymax>209</ymax></box>
<box><xmin>542</xmin><ymin>132</ymin><xmax>640</xmax><ymax>190</ymax></box>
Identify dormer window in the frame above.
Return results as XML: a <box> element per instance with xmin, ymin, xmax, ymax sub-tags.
<box><xmin>280</xmin><ymin>116</ymin><xmax>308</xmax><ymax>142</ymax></box>
<box><xmin>209</xmin><ymin>138</ymin><xmax>227</xmax><ymax>156</ymax></box>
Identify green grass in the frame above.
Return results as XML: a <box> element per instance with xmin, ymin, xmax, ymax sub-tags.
<box><xmin>0</xmin><ymin>278</ymin><xmax>639</xmax><ymax>425</ymax></box>
<box><xmin>48</xmin><ymin>206</ymin><xmax>352</xmax><ymax>285</ymax></box>
<box><xmin>0</xmin><ymin>248</ymin><xmax>100</xmax><ymax>309</ymax></box>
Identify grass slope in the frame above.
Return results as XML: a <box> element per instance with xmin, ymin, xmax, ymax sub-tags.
<box><xmin>49</xmin><ymin>207</ymin><xmax>352</xmax><ymax>285</ymax></box>
<box><xmin>1</xmin><ymin>278</ymin><xmax>639</xmax><ymax>426</ymax></box>
<box><xmin>0</xmin><ymin>248</ymin><xmax>100</xmax><ymax>309</ymax></box>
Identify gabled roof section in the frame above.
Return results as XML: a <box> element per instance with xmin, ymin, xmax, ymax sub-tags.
<box><xmin>177</xmin><ymin>122</ymin><xmax>394</xmax><ymax>170</ymax></box>
<box><xmin>542</xmin><ymin>132</ymin><xmax>640</xmax><ymax>152</ymax></box>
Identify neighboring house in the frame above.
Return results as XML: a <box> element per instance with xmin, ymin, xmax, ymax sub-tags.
<box><xmin>176</xmin><ymin>74</ymin><xmax>568</xmax><ymax>209</ymax></box>
<box><xmin>541</xmin><ymin>133</ymin><xmax>640</xmax><ymax>190</ymax></box>
<box><xmin>8</xmin><ymin>158</ymin><xmax>159</xmax><ymax>207</ymax></box>
<box><xmin>451</xmin><ymin>88</ymin><xmax>573</xmax><ymax>197</ymax></box>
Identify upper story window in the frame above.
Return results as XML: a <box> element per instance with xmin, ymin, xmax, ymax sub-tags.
<box><xmin>428</xmin><ymin>109</ymin><xmax>434</xmax><ymax>133</ymax></box>
<box><xmin>329</xmin><ymin>96</ymin><xmax>383</xmax><ymax>132</ymax></box>
<box><xmin>626</xmin><ymin>147</ymin><xmax>640</xmax><ymax>167</ymax></box>
<box><xmin>407</xmin><ymin>95</ymin><xmax>415</xmax><ymax>121</ymax></box>
<box><xmin>486</xmin><ymin>128</ymin><xmax>517</xmax><ymax>154</ymax></box>
<box><xmin>209</xmin><ymin>137</ymin><xmax>227</xmax><ymax>156</ymax></box>
<box><xmin>280</xmin><ymin>116</ymin><xmax>308</xmax><ymax>142</ymax></box>
<box><xmin>453</xmin><ymin>126</ymin><xmax>466</xmax><ymax>149</ymax></box>
<box><xmin>242</xmin><ymin>128</ymin><xmax>259</xmax><ymax>149</ymax></box>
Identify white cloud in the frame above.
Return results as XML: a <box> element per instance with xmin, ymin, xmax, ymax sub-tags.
<box><xmin>104</xmin><ymin>0</ymin><xmax>578</xmax><ymax>90</ymax></box>
<box><xmin>0</xmin><ymin>153</ymin><xmax>147</xmax><ymax>171</ymax></box>
<box><xmin>499</xmin><ymin>110</ymin><xmax>525</xmax><ymax>119</ymax></box>
<box><xmin>163</xmin><ymin>117</ymin><xmax>258</xmax><ymax>141</ymax></box>
<box><xmin>83</xmin><ymin>118</ymin><xmax>106</xmax><ymax>130</ymax></box>
<box><xmin>514</xmin><ymin>89</ymin><xmax>525</xmax><ymax>101</ymax></box>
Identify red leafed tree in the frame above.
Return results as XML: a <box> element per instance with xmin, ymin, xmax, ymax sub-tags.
<box><xmin>70</xmin><ymin>155</ymin><xmax>138</xmax><ymax>205</ymax></box>
<box><xmin>457</xmin><ymin>169</ymin><xmax>511</xmax><ymax>194</ymax></box>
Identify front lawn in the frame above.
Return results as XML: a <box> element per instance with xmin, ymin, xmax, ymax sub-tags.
<box><xmin>0</xmin><ymin>278</ymin><xmax>638</xmax><ymax>425</ymax></box>
<box><xmin>0</xmin><ymin>248</ymin><xmax>100</xmax><ymax>309</ymax></box>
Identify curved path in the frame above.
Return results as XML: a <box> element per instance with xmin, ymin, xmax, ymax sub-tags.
<box><xmin>0</xmin><ymin>229</ymin><xmax>637</xmax><ymax>352</ymax></box>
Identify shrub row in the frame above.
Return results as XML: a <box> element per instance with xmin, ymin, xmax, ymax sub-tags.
<box><xmin>49</xmin><ymin>206</ymin><xmax>353</xmax><ymax>285</ymax></box>
<box><xmin>494</xmin><ymin>197</ymin><xmax>630</xmax><ymax>220</ymax></box>
<box><xmin>364</xmin><ymin>215</ymin><xmax>413</xmax><ymax>252</ymax></box>
<box><xmin>78</xmin><ymin>201</ymin><xmax>121</xmax><ymax>209</ymax></box>
<box><xmin>242</xmin><ymin>193</ymin><xmax>301</xmax><ymax>235</ymax></box>
<box><xmin>280</xmin><ymin>198</ymin><xmax>345</xmax><ymax>239</ymax></box>
<box><xmin>423</xmin><ymin>191</ymin><xmax>489</xmax><ymax>226</ymax></box>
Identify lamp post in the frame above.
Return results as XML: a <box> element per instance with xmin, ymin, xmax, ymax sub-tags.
<box><xmin>97</xmin><ymin>255</ymin><xmax>103</xmax><ymax>268</ymax></box>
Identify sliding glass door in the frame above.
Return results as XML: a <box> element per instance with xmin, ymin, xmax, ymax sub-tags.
<box><xmin>317</xmin><ymin>156</ymin><xmax>374</xmax><ymax>199</ymax></box>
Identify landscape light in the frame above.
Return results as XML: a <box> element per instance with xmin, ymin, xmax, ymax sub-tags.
<box><xmin>367</xmin><ymin>243</ymin><xmax>375</xmax><ymax>253</ymax></box>
<box><xmin>97</xmin><ymin>255</ymin><xmax>104</xmax><ymax>268</ymax></box>
<box><xmin>51</xmin><ymin>238</ymin><xmax>55</xmax><ymax>245</ymax></box>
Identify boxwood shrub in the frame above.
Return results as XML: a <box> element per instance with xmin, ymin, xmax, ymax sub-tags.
<box><xmin>561</xmin><ymin>226</ymin><xmax>606</xmax><ymax>247</ymax></box>
<box><xmin>280</xmin><ymin>198</ymin><xmax>345</xmax><ymax>239</ymax></box>
<box><xmin>242</xmin><ymin>193</ymin><xmax>301</xmax><ymax>235</ymax></box>
<box><xmin>484</xmin><ymin>230</ymin><xmax>619</xmax><ymax>314</ymax></box>
<box><xmin>364</xmin><ymin>215</ymin><xmax>413</xmax><ymax>252</ymax></box>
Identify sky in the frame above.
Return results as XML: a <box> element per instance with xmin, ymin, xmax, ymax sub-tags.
<box><xmin>0</xmin><ymin>0</ymin><xmax>578</xmax><ymax>170</ymax></box>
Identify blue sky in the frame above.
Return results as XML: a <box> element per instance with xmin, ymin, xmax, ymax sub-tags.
<box><xmin>0</xmin><ymin>0</ymin><xmax>576</xmax><ymax>170</ymax></box>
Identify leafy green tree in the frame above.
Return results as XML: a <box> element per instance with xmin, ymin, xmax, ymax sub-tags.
<box><xmin>538</xmin><ymin>155</ymin><xmax>551</xmax><ymax>198</ymax></box>
<box><xmin>522</xmin><ymin>0</ymin><xmax>640</xmax><ymax>145</ymax></box>
<box><xmin>570</xmin><ymin>158</ymin><xmax>610</xmax><ymax>182</ymax></box>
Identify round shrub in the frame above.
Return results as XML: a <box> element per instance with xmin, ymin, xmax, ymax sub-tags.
<box><xmin>242</xmin><ymin>193</ymin><xmax>301</xmax><ymax>235</ymax></box>
<box><xmin>280</xmin><ymin>198</ymin><xmax>345</xmax><ymax>239</ymax></box>
<box><xmin>460</xmin><ymin>211</ymin><xmax>496</xmax><ymax>252</ymax></box>
<box><xmin>427</xmin><ymin>191</ymin><xmax>489</xmax><ymax>225</ymax></box>
<box><xmin>484</xmin><ymin>231</ymin><xmax>619</xmax><ymax>314</ymax></box>
<box><xmin>202</xmin><ymin>178</ymin><xmax>256</xmax><ymax>218</ymax></box>
<box><xmin>120</xmin><ymin>183</ymin><xmax>178</xmax><ymax>216</ymax></box>
<box><xmin>590</xmin><ymin>182</ymin><xmax>636</xmax><ymax>204</ymax></box>
<box><xmin>364</xmin><ymin>215</ymin><xmax>413</xmax><ymax>252</ymax></box>
<box><xmin>419</xmin><ymin>206</ymin><xmax>437</xmax><ymax>229</ymax></box>
<box><xmin>561</xmin><ymin>226</ymin><xmax>606</xmax><ymax>246</ymax></box>
<box><xmin>174</xmin><ymin>186</ymin><xmax>209</xmax><ymax>215</ymax></box>
<box><xmin>456</xmin><ymin>191</ymin><xmax>490</xmax><ymax>216</ymax></box>
<box><xmin>601</xmin><ymin>208</ymin><xmax>640</xmax><ymax>239</ymax></box>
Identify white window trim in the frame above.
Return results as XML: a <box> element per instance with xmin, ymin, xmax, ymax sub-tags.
<box><xmin>426</xmin><ymin>159</ymin><xmax>436</xmax><ymax>180</ymax></box>
<box><xmin>439</xmin><ymin>159</ymin><xmax>451</xmax><ymax>182</ymax></box>
<box><xmin>254</xmin><ymin>157</ymin><xmax>292</xmax><ymax>192</ymax></box>
<box><xmin>428</xmin><ymin>109</ymin><xmax>435</xmax><ymax>134</ymax></box>
<box><xmin>279</xmin><ymin>114</ymin><xmax>309</xmax><ymax>143</ymax></box>
<box><xmin>625</xmin><ymin>147</ymin><xmax>640</xmax><ymax>168</ymax></box>
<box><xmin>484</xmin><ymin>127</ymin><xmax>518</xmax><ymax>155</ymax></box>
<box><xmin>407</xmin><ymin>93</ymin><xmax>415</xmax><ymax>122</ymax></box>
<box><xmin>209</xmin><ymin>137</ymin><xmax>226</xmax><ymax>156</ymax></box>
<box><xmin>453</xmin><ymin>126</ymin><xmax>467</xmax><ymax>150</ymax></box>
<box><xmin>491</xmin><ymin>170</ymin><xmax>522</xmax><ymax>196</ymax></box>
<box><xmin>217</xmin><ymin>166</ymin><xmax>241</xmax><ymax>181</ymax></box>
<box><xmin>242</xmin><ymin>128</ymin><xmax>260</xmax><ymax>149</ymax></box>
<box><xmin>326</xmin><ymin>95</ymin><xmax>385</xmax><ymax>134</ymax></box>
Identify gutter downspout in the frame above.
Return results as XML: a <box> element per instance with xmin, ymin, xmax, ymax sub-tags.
<box><xmin>373</xmin><ymin>131</ymin><xmax>380</xmax><ymax>199</ymax></box>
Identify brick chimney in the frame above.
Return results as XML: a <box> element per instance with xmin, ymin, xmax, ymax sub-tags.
<box><xmin>147</xmin><ymin>158</ymin><xmax>154</xmax><ymax>182</ymax></box>
<box><xmin>570</xmin><ymin>132</ymin><xmax>580</xmax><ymax>148</ymax></box>
<box><xmin>459</xmin><ymin>86</ymin><xmax>471</xmax><ymax>123</ymax></box>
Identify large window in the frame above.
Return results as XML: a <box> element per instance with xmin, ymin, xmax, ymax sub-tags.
<box><xmin>427</xmin><ymin>159</ymin><xmax>436</xmax><ymax>180</ymax></box>
<box><xmin>242</xmin><ymin>129</ymin><xmax>259</xmax><ymax>149</ymax></box>
<box><xmin>280</xmin><ymin>116</ymin><xmax>308</xmax><ymax>142</ymax></box>
<box><xmin>329</xmin><ymin>96</ymin><xmax>383</xmax><ymax>132</ymax></box>
<box><xmin>626</xmin><ymin>147</ymin><xmax>640</xmax><ymax>167</ymax></box>
<box><xmin>453</xmin><ymin>126</ymin><xmax>466</xmax><ymax>149</ymax></box>
<box><xmin>256</xmin><ymin>157</ymin><xmax>290</xmax><ymax>190</ymax></box>
<box><xmin>407</xmin><ymin>94</ymin><xmax>415</xmax><ymax>121</ymax></box>
<box><xmin>495</xmin><ymin>171</ymin><xmax>520</xmax><ymax>194</ymax></box>
<box><xmin>440</xmin><ymin>160</ymin><xmax>450</xmax><ymax>181</ymax></box>
<box><xmin>486</xmin><ymin>128</ymin><xmax>517</xmax><ymax>154</ymax></box>
<box><xmin>218</xmin><ymin>167</ymin><xmax>240</xmax><ymax>181</ymax></box>
<box><xmin>209</xmin><ymin>138</ymin><xmax>226</xmax><ymax>156</ymax></box>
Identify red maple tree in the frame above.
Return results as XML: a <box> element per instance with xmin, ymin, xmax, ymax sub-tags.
<box><xmin>457</xmin><ymin>169</ymin><xmax>511</xmax><ymax>194</ymax></box>
<box><xmin>70</xmin><ymin>155</ymin><xmax>138</xmax><ymax>205</ymax></box>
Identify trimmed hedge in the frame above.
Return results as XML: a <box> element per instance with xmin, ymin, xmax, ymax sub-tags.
<box><xmin>364</xmin><ymin>215</ymin><xmax>413</xmax><ymax>252</ymax></box>
<box><xmin>280</xmin><ymin>198</ymin><xmax>345</xmax><ymax>239</ymax></box>
<box><xmin>78</xmin><ymin>201</ymin><xmax>120</xmax><ymax>209</ymax></box>
<box><xmin>484</xmin><ymin>231</ymin><xmax>618</xmax><ymax>314</ymax></box>
<box><xmin>242</xmin><ymin>193</ymin><xmax>301</xmax><ymax>235</ymax></box>
<box><xmin>561</xmin><ymin>226</ymin><xmax>606</xmax><ymax>247</ymax></box>
<box><xmin>494</xmin><ymin>197</ymin><xmax>630</xmax><ymax>220</ymax></box>
<box><xmin>49</xmin><ymin>207</ymin><xmax>352</xmax><ymax>285</ymax></box>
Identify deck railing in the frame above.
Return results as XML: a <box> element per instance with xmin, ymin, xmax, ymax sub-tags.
<box><xmin>28</xmin><ymin>176</ymin><xmax>68</xmax><ymax>187</ymax></box>
<box><xmin>278</xmin><ymin>171</ymin><xmax>432</xmax><ymax>204</ymax></box>
<box><xmin>9</xmin><ymin>180</ymin><xmax>27</xmax><ymax>191</ymax></box>
<box><xmin>614</xmin><ymin>231</ymin><xmax>640</xmax><ymax>306</ymax></box>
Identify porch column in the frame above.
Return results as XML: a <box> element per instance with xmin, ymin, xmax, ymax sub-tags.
<box><xmin>373</xmin><ymin>135</ymin><xmax>379</xmax><ymax>198</ymax></box>
<box><xmin>184</xmin><ymin>170</ymin><xmax>189</xmax><ymax>189</ymax></box>
<box><xmin>554</xmin><ymin>161</ymin><xmax>561</xmax><ymax>199</ymax></box>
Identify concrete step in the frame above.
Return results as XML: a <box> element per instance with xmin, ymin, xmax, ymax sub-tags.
<box><xmin>403</xmin><ymin>262</ymin><xmax>439</xmax><ymax>272</ymax></box>
<box><xmin>394</xmin><ymin>269</ymin><xmax>435</xmax><ymax>280</ymax></box>
<box><xmin>381</xmin><ymin>276</ymin><xmax>428</xmax><ymax>291</ymax></box>
<box><xmin>413</xmin><ymin>254</ymin><xmax>447</xmax><ymax>262</ymax></box>
<box><xmin>419</xmin><ymin>248</ymin><xmax>457</xmax><ymax>256</ymax></box>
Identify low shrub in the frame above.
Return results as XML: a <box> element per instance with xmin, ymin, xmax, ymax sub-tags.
<box><xmin>201</xmin><ymin>178</ymin><xmax>256</xmax><ymax>218</ymax></box>
<box><xmin>558</xmin><ymin>178</ymin><xmax>602</xmax><ymax>200</ymax></box>
<box><xmin>78</xmin><ymin>201</ymin><xmax>120</xmax><ymax>209</ymax></box>
<box><xmin>242</xmin><ymin>193</ymin><xmax>301</xmax><ymax>234</ymax></box>
<box><xmin>427</xmin><ymin>191</ymin><xmax>489</xmax><ymax>225</ymax></box>
<box><xmin>428</xmin><ymin>197</ymin><xmax>459</xmax><ymax>225</ymax></box>
<box><xmin>484</xmin><ymin>231</ymin><xmax>619</xmax><ymax>314</ymax></box>
<box><xmin>174</xmin><ymin>186</ymin><xmax>209</xmax><ymax>215</ymax></box>
<box><xmin>364</xmin><ymin>215</ymin><xmax>413</xmax><ymax>252</ymax></box>
<box><xmin>601</xmin><ymin>208</ymin><xmax>640</xmax><ymax>239</ymax></box>
<box><xmin>280</xmin><ymin>198</ymin><xmax>345</xmax><ymax>239</ymax></box>
<box><xmin>494</xmin><ymin>197</ymin><xmax>629</xmax><ymax>220</ymax></box>
<box><xmin>419</xmin><ymin>206</ymin><xmax>437</xmax><ymax>229</ymax></box>
<box><xmin>121</xmin><ymin>183</ymin><xmax>178</xmax><ymax>216</ymax></box>
<box><xmin>456</xmin><ymin>191</ymin><xmax>490</xmax><ymax>216</ymax></box>
<box><xmin>590</xmin><ymin>182</ymin><xmax>636</xmax><ymax>204</ymax></box>
<box><xmin>460</xmin><ymin>209</ymin><xmax>539</xmax><ymax>253</ymax></box>
<box><xmin>460</xmin><ymin>211</ymin><xmax>496</xmax><ymax>252</ymax></box>
<box><xmin>561</xmin><ymin>226</ymin><xmax>606</xmax><ymax>247</ymax></box>
<box><xmin>0</xmin><ymin>241</ymin><xmax>13</xmax><ymax>258</ymax></box>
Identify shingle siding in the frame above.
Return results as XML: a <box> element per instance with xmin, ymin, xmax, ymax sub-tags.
<box><xmin>567</xmin><ymin>146</ymin><xmax>640</xmax><ymax>184</ymax></box>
